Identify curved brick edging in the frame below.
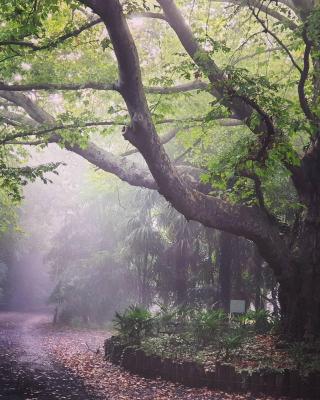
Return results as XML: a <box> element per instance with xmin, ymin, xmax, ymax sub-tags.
<box><xmin>104</xmin><ymin>337</ymin><xmax>320</xmax><ymax>399</ymax></box>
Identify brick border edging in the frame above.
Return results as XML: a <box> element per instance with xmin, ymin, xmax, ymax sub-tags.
<box><xmin>104</xmin><ymin>337</ymin><xmax>320</xmax><ymax>399</ymax></box>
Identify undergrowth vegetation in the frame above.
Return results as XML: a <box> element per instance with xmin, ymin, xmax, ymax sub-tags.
<box><xmin>112</xmin><ymin>305</ymin><xmax>320</xmax><ymax>375</ymax></box>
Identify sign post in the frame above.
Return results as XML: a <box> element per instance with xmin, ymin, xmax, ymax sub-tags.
<box><xmin>230</xmin><ymin>299</ymin><xmax>246</xmax><ymax>314</ymax></box>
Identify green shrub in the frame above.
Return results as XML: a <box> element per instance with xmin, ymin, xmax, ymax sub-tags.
<box><xmin>113</xmin><ymin>305</ymin><xmax>153</xmax><ymax>344</ymax></box>
<box><xmin>248</xmin><ymin>309</ymin><xmax>271</xmax><ymax>333</ymax></box>
<box><xmin>142</xmin><ymin>333</ymin><xmax>194</xmax><ymax>359</ymax></box>
<box><xmin>219</xmin><ymin>330</ymin><xmax>245</xmax><ymax>359</ymax></box>
<box><xmin>154</xmin><ymin>305</ymin><xmax>177</xmax><ymax>333</ymax></box>
<box><xmin>234</xmin><ymin>309</ymin><xmax>271</xmax><ymax>334</ymax></box>
<box><xmin>192</xmin><ymin>309</ymin><xmax>227</xmax><ymax>345</ymax></box>
<box><xmin>154</xmin><ymin>305</ymin><xmax>190</xmax><ymax>334</ymax></box>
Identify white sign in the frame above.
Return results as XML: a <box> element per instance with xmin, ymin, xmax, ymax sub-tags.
<box><xmin>230</xmin><ymin>300</ymin><xmax>246</xmax><ymax>314</ymax></box>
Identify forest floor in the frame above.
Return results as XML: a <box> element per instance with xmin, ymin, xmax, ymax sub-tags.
<box><xmin>0</xmin><ymin>312</ymin><xmax>292</xmax><ymax>400</ymax></box>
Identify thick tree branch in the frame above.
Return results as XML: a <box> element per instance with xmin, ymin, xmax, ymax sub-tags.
<box><xmin>158</xmin><ymin>0</ymin><xmax>301</xmax><ymax>181</ymax></box>
<box><xmin>0</xmin><ymin>93</ymin><xmax>207</xmax><ymax>193</ymax></box>
<box><xmin>0</xmin><ymin>91</ymin><xmax>55</xmax><ymax>124</ymax></box>
<box><xmin>66</xmin><ymin>140</ymin><xmax>158</xmax><ymax>190</ymax></box>
<box><xmin>0</xmin><ymin>0</ymin><xmax>289</xmax><ymax>271</ymax></box>
<box><xmin>157</xmin><ymin>0</ymin><xmax>277</xmax><ymax>138</ymax></box>
<box><xmin>78</xmin><ymin>0</ymin><xmax>289</xmax><ymax>274</ymax></box>
<box><xmin>65</xmin><ymin>140</ymin><xmax>209</xmax><ymax>193</ymax></box>
<box><xmin>0</xmin><ymin>109</ymin><xmax>39</xmax><ymax>128</ymax></box>
<box><xmin>0</xmin><ymin>82</ymin><xmax>117</xmax><ymax>92</ymax></box>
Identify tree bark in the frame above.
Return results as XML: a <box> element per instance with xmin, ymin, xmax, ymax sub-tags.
<box><xmin>253</xmin><ymin>246</ymin><xmax>263</xmax><ymax>311</ymax></box>
<box><xmin>278</xmin><ymin>200</ymin><xmax>320</xmax><ymax>339</ymax></box>
<box><xmin>275</xmin><ymin>140</ymin><xmax>320</xmax><ymax>339</ymax></box>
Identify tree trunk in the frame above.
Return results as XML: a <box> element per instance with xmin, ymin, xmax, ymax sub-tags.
<box><xmin>140</xmin><ymin>254</ymin><xmax>149</xmax><ymax>307</ymax></box>
<box><xmin>278</xmin><ymin>198</ymin><xmax>320</xmax><ymax>340</ymax></box>
<box><xmin>278</xmin><ymin>270</ymin><xmax>320</xmax><ymax>340</ymax></box>
<box><xmin>253</xmin><ymin>247</ymin><xmax>263</xmax><ymax>311</ymax></box>
<box><xmin>271</xmin><ymin>284</ymin><xmax>280</xmax><ymax>318</ymax></box>
<box><xmin>175</xmin><ymin>243</ymin><xmax>188</xmax><ymax>305</ymax></box>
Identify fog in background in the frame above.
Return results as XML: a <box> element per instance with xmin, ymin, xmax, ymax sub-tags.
<box><xmin>8</xmin><ymin>145</ymin><xmax>89</xmax><ymax>311</ymax></box>
<box><xmin>4</xmin><ymin>144</ymin><xmax>272</xmax><ymax>324</ymax></box>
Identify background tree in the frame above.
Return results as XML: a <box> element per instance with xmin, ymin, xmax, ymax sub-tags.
<box><xmin>121</xmin><ymin>193</ymin><xmax>164</xmax><ymax>306</ymax></box>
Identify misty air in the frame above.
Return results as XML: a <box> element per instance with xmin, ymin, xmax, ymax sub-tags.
<box><xmin>0</xmin><ymin>0</ymin><xmax>319</xmax><ymax>399</ymax></box>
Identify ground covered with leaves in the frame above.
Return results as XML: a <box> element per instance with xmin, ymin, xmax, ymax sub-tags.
<box><xmin>140</xmin><ymin>333</ymin><xmax>298</xmax><ymax>373</ymax></box>
<box><xmin>0</xmin><ymin>312</ymin><xmax>299</xmax><ymax>400</ymax></box>
<box><xmin>113</xmin><ymin>306</ymin><xmax>320</xmax><ymax>377</ymax></box>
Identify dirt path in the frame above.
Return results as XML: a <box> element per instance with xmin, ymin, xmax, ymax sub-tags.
<box><xmin>0</xmin><ymin>312</ymin><xmax>104</xmax><ymax>399</ymax></box>
<box><xmin>0</xmin><ymin>312</ymin><xmax>285</xmax><ymax>400</ymax></box>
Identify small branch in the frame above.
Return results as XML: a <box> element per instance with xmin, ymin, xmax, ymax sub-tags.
<box><xmin>128</xmin><ymin>11</ymin><xmax>167</xmax><ymax>21</ymax></box>
<box><xmin>0</xmin><ymin>18</ymin><xmax>103</xmax><ymax>52</ymax></box>
<box><xmin>0</xmin><ymin>80</ymin><xmax>208</xmax><ymax>94</ymax></box>
<box><xmin>121</xmin><ymin>127</ymin><xmax>180</xmax><ymax>156</ymax></box>
<box><xmin>3</xmin><ymin>139</ymin><xmax>49</xmax><ymax>146</ymax></box>
<box><xmin>234</xmin><ymin>93</ymin><xmax>277</xmax><ymax>162</ymax></box>
<box><xmin>0</xmin><ymin>131</ymin><xmax>48</xmax><ymax>144</ymax></box>
<box><xmin>298</xmin><ymin>27</ymin><xmax>318</xmax><ymax>124</ymax></box>
<box><xmin>85</xmin><ymin>342</ymin><xmax>100</xmax><ymax>354</ymax></box>
<box><xmin>0</xmin><ymin>40</ymin><xmax>38</xmax><ymax>50</ymax></box>
<box><xmin>239</xmin><ymin>169</ymin><xmax>266</xmax><ymax>209</ymax></box>
<box><xmin>0</xmin><ymin>12</ymin><xmax>166</xmax><ymax>52</ymax></box>
<box><xmin>249</xmin><ymin>5</ymin><xmax>302</xmax><ymax>73</ymax></box>
<box><xmin>174</xmin><ymin>138</ymin><xmax>201</xmax><ymax>162</ymax></box>
<box><xmin>123</xmin><ymin>119</ymin><xmax>242</xmax><ymax>158</ymax></box>
<box><xmin>231</xmin><ymin>46</ymin><xmax>282</xmax><ymax>65</ymax></box>
<box><xmin>239</xmin><ymin>168</ymin><xmax>289</xmax><ymax>232</ymax></box>
<box><xmin>0</xmin><ymin>120</ymin><xmax>124</xmax><ymax>144</ymax></box>
<box><xmin>146</xmin><ymin>80</ymin><xmax>208</xmax><ymax>94</ymax></box>
<box><xmin>0</xmin><ymin>116</ymin><xmax>214</xmax><ymax>144</ymax></box>
<box><xmin>0</xmin><ymin>81</ymin><xmax>117</xmax><ymax>92</ymax></box>
<box><xmin>212</xmin><ymin>0</ymin><xmax>299</xmax><ymax>30</ymax></box>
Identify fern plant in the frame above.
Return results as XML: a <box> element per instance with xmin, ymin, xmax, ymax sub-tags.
<box><xmin>113</xmin><ymin>305</ymin><xmax>153</xmax><ymax>344</ymax></box>
<box><xmin>192</xmin><ymin>309</ymin><xmax>227</xmax><ymax>345</ymax></box>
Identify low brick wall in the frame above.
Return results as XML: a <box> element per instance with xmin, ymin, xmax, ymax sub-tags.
<box><xmin>104</xmin><ymin>336</ymin><xmax>320</xmax><ymax>399</ymax></box>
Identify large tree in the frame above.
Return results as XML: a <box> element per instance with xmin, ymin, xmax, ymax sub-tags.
<box><xmin>0</xmin><ymin>0</ymin><xmax>319</xmax><ymax>339</ymax></box>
